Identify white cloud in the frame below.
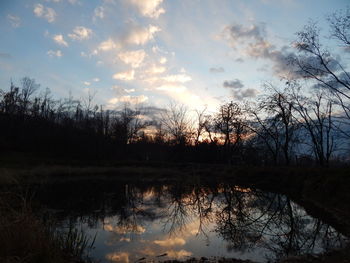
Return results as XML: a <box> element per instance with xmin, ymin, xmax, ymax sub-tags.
<box><xmin>93</xmin><ymin>78</ymin><xmax>100</xmax><ymax>82</ymax></box>
<box><xmin>120</xmin><ymin>95</ymin><xmax>148</xmax><ymax>104</ymax></box>
<box><xmin>126</xmin><ymin>25</ymin><xmax>161</xmax><ymax>45</ymax></box>
<box><xmin>129</xmin><ymin>0</ymin><xmax>165</xmax><ymax>19</ymax></box>
<box><xmin>156</xmin><ymin>84</ymin><xmax>187</xmax><ymax>93</ymax></box>
<box><xmin>162</xmin><ymin>74</ymin><xmax>192</xmax><ymax>83</ymax></box>
<box><xmin>108</xmin><ymin>95</ymin><xmax>149</xmax><ymax>105</ymax></box>
<box><xmin>147</xmin><ymin>65</ymin><xmax>166</xmax><ymax>74</ymax></box>
<box><xmin>94</xmin><ymin>6</ymin><xmax>104</xmax><ymax>20</ymax></box>
<box><xmin>117</xmin><ymin>50</ymin><xmax>146</xmax><ymax>68</ymax></box>
<box><xmin>124</xmin><ymin>88</ymin><xmax>135</xmax><ymax>93</ymax></box>
<box><xmin>159</xmin><ymin>57</ymin><xmax>167</xmax><ymax>64</ymax></box>
<box><xmin>68</xmin><ymin>26</ymin><xmax>92</xmax><ymax>40</ymax></box>
<box><xmin>47</xmin><ymin>50</ymin><xmax>62</xmax><ymax>57</ymax></box>
<box><xmin>98</xmin><ymin>38</ymin><xmax>118</xmax><ymax>51</ymax></box>
<box><xmin>111</xmin><ymin>86</ymin><xmax>136</xmax><ymax>95</ymax></box>
<box><xmin>152</xmin><ymin>45</ymin><xmax>168</xmax><ymax>54</ymax></box>
<box><xmin>111</xmin><ymin>85</ymin><xmax>124</xmax><ymax>94</ymax></box>
<box><xmin>7</xmin><ymin>14</ymin><xmax>21</xmax><ymax>28</ymax></box>
<box><xmin>52</xmin><ymin>34</ymin><xmax>68</xmax><ymax>47</ymax></box>
<box><xmin>142</xmin><ymin>76</ymin><xmax>159</xmax><ymax>84</ymax></box>
<box><xmin>84</xmin><ymin>81</ymin><xmax>91</xmax><ymax>86</ymax></box>
<box><xmin>33</xmin><ymin>4</ymin><xmax>57</xmax><ymax>23</ymax></box>
<box><xmin>113</xmin><ymin>70</ymin><xmax>135</xmax><ymax>81</ymax></box>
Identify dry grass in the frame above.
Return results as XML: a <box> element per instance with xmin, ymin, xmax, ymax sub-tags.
<box><xmin>0</xmin><ymin>191</ymin><xmax>95</xmax><ymax>263</ymax></box>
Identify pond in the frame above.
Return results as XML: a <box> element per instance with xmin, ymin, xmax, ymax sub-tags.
<box><xmin>35</xmin><ymin>178</ymin><xmax>348</xmax><ymax>262</ymax></box>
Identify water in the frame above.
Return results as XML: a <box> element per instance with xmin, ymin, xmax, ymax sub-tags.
<box><xmin>36</xmin><ymin>179</ymin><xmax>348</xmax><ymax>262</ymax></box>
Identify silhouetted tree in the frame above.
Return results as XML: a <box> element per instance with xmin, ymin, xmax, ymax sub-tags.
<box><xmin>289</xmin><ymin>81</ymin><xmax>335</xmax><ymax>166</ymax></box>
<box><xmin>293</xmin><ymin>9</ymin><xmax>350</xmax><ymax>138</ymax></box>
<box><xmin>160</xmin><ymin>102</ymin><xmax>192</xmax><ymax>145</ymax></box>
<box><xmin>194</xmin><ymin>107</ymin><xmax>207</xmax><ymax>145</ymax></box>
<box><xmin>247</xmin><ymin>85</ymin><xmax>298</xmax><ymax>165</ymax></box>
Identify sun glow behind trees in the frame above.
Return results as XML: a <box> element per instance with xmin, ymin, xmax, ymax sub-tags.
<box><xmin>1</xmin><ymin>2</ymin><xmax>350</xmax><ymax>165</ymax></box>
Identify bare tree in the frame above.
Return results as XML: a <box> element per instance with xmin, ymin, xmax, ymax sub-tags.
<box><xmin>214</xmin><ymin>102</ymin><xmax>244</xmax><ymax>148</ymax></box>
<box><xmin>111</xmin><ymin>104</ymin><xmax>146</xmax><ymax>144</ymax></box>
<box><xmin>0</xmin><ymin>82</ymin><xmax>21</xmax><ymax>114</ymax></box>
<box><xmin>293</xmin><ymin>10</ymin><xmax>350</xmax><ymax>138</ymax></box>
<box><xmin>289</xmin><ymin>82</ymin><xmax>335</xmax><ymax>166</ymax></box>
<box><xmin>194</xmin><ymin>107</ymin><xmax>207</xmax><ymax>145</ymax></box>
<box><xmin>328</xmin><ymin>7</ymin><xmax>350</xmax><ymax>47</ymax></box>
<box><xmin>160</xmin><ymin>102</ymin><xmax>192</xmax><ymax>145</ymax></box>
<box><xmin>202</xmin><ymin>114</ymin><xmax>217</xmax><ymax>144</ymax></box>
<box><xmin>247</xmin><ymin>102</ymin><xmax>282</xmax><ymax>164</ymax></box>
<box><xmin>20</xmin><ymin>77</ymin><xmax>39</xmax><ymax>114</ymax></box>
<box><xmin>247</xmin><ymin>85</ymin><xmax>298</xmax><ymax>165</ymax></box>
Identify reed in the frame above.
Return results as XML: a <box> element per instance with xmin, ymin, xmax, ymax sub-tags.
<box><xmin>0</xmin><ymin>191</ymin><xmax>95</xmax><ymax>263</ymax></box>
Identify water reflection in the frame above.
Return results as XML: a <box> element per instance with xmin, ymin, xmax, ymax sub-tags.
<box><xmin>37</xmin><ymin>180</ymin><xmax>348</xmax><ymax>262</ymax></box>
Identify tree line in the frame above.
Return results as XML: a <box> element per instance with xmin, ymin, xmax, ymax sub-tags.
<box><xmin>0</xmin><ymin>9</ymin><xmax>349</xmax><ymax>166</ymax></box>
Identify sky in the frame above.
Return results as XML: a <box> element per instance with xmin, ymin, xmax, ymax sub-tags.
<box><xmin>0</xmin><ymin>0</ymin><xmax>348</xmax><ymax>113</ymax></box>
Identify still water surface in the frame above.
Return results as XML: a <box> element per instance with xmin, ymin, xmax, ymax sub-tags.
<box><xmin>38</xmin><ymin>179</ymin><xmax>348</xmax><ymax>262</ymax></box>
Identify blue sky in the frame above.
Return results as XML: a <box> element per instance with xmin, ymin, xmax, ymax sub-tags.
<box><xmin>0</xmin><ymin>0</ymin><xmax>348</xmax><ymax>112</ymax></box>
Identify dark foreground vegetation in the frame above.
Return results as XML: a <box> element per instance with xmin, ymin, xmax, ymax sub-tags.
<box><xmin>0</xmin><ymin>189</ymin><xmax>95</xmax><ymax>263</ymax></box>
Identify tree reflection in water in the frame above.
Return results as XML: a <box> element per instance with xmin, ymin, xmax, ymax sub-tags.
<box><xmin>37</xmin><ymin>180</ymin><xmax>348</xmax><ymax>262</ymax></box>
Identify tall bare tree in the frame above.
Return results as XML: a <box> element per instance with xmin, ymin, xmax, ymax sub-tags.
<box><xmin>247</xmin><ymin>85</ymin><xmax>298</xmax><ymax>165</ymax></box>
<box><xmin>214</xmin><ymin>102</ymin><xmax>245</xmax><ymax>148</ymax></box>
<box><xmin>289</xmin><ymin>82</ymin><xmax>335</xmax><ymax>166</ymax></box>
<box><xmin>160</xmin><ymin>102</ymin><xmax>192</xmax><ymax>145</ymax></box>
<box><xmin>194</xmin><ymin>107</ymin><xmax>207</xmax><ymax>145</ymax></box>
<box><xmin>293</xmin><ymin>9</ymin><xmax>350</xmax><ymax>138</ymax></box>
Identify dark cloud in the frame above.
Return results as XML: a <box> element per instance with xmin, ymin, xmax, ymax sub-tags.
<box><xmin>294</xmin><ymin>53</ymin><xmax>340</xmax><ymax>79</ymax></box>
<box><xmin>7</xmin><ymin>14</ymin><xmax>21</xmax><ymax>28</ymax></box>
<box><xmin>225</xmin><ymin>23</ymin><xmax>266</xmax><ymax>48</ymax></box>
<box><xmin>223</xmin><ymin>23</ymin><xmax>300</xmax><ymax>77</ymax></box>
<box><xmin>223</xmin><ymin>79</ymin><xmax>244</xmax><ymax>89</ymax></box>
<box><xmin>311</xmin><ymin>71</ymin><xmax>350</xmax><ymax>91</ymax></box>
<box><xmin>222</xmin><ymin>77</ymin><xmax>257</xmax><ymax>100</ymax></box>
<box><xmin>240</xmin><ymin>88</ymin><xmax>257</xmax><ymax>98</ymax></box>
<box><xmin>224</xmin><ymin>23</ymin><xmax>346</xmax><ymax>80</ymax></box>
<box><xmin>209</xmin><ymin>67</ymin><xmax>225</xmax><ymax>73</ymax></box>
<box><xmin>143</xmin><ymin>105</ymin><xmax>167</xmax><ymax>114</ymax></box>
<box><xmin>142</xmin><ymin>105</ymin><xmax>167</xmax><ymax>120</ymax></box>
<box><xmin>233</xmin><ymin>88</ymin><xmax>258</xmax><ymax>100</ymax></box>
<box><xmin>0</xmin><ymin>53</ymin><xmax>12</xmax><ymax>59</ymax></box>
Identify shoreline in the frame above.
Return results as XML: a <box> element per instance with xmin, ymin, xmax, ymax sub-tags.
<box><xmin>1</xmin><ymin>163</ymin><xmax>350</xmax><ymax>262</ymax></box>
